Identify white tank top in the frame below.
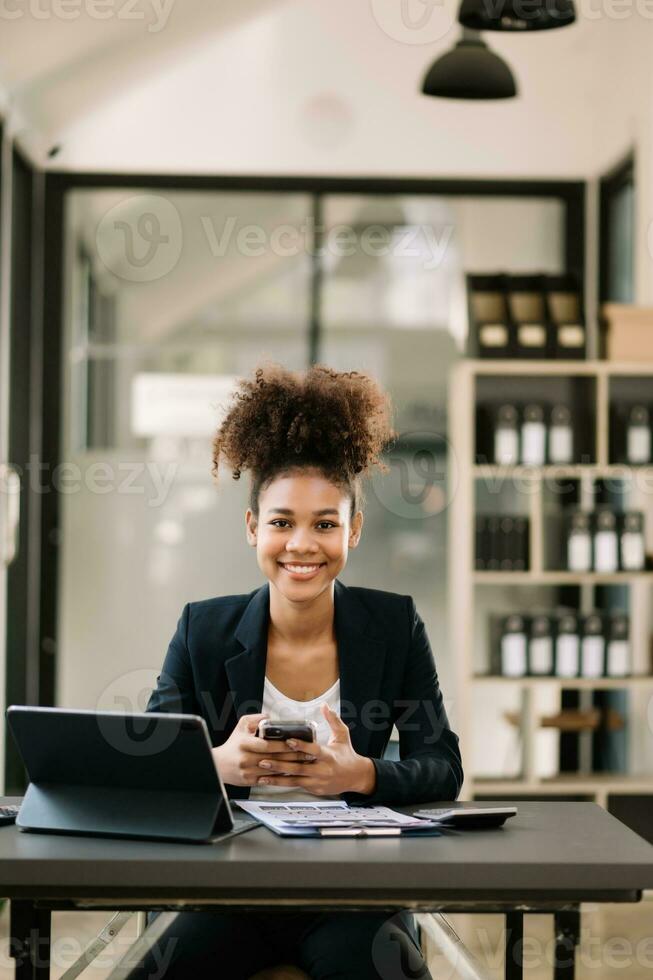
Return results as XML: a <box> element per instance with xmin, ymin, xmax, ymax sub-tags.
<box><xmin>249</xmin><ymin>675</ymin><xmax>341</xmax><ymax>802</ymax></box>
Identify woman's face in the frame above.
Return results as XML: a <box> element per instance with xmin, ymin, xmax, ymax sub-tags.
<box><xmin>246</xmin><ymin>470</ymin><xmax>363</xmax><ymax>603</ymax></box>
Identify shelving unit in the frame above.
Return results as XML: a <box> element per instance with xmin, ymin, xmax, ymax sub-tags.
<box><xmin>448</xmin><ymin>359</ymin><xmax>653</xmax><ymax>812</ymax></box>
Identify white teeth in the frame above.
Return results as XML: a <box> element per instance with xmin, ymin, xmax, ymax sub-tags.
<box><xmin>282</xmin><ymin>564</ymin><xmax>321</xmax><ymax>573</ymax></box>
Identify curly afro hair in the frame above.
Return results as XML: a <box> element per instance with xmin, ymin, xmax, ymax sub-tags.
<box><xmin>212</xmin><ymin>363</ymin><xmax>393</xmax><ymax>517</ymax></box>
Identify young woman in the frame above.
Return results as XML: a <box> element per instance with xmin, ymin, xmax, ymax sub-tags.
<box><xmin>135</xmin><ymin>363</ymin><xmax>463</xmax><ymax>980</ymax></box>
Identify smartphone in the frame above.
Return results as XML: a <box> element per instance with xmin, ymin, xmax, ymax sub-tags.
<box><xmin>256</xmin><ymin>720</ymin><xmax>317</xmax><ymax>742</ymax></box>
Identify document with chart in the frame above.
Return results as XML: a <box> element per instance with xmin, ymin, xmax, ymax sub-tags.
<box><xmin>236</xmin><ymin>800</ymin><xmax>441</xmax><ymax>837</ymax></box>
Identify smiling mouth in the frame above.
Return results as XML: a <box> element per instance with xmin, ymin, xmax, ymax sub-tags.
<box><xmin>278</xmin><ymin>562</ymin><xmax>326</xmax><ymax>575</ymax></box>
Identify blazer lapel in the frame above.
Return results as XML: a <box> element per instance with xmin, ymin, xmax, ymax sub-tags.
<box><xmin>224</xmin><ymin>580</ymin><xmax>387</xmax><ymax>757</ymax></box>
<box><xmin>334</xmin><ymin>580</ymin><xmax>387</xmax><ymax>757</ymax></box>
<box><xmin>225</xmin><ymin>584</ymin><xmax>269</xmax><ymax>719</ymax></box>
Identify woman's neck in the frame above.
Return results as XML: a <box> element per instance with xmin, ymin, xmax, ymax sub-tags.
<box><xmin>268</xmin><ymin>581</ymin><xmax>336</xmax><ymax>646</ymax></box>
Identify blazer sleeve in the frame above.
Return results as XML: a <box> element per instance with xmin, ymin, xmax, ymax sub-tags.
<box><xmin>146</xmin><ymin>604</ymin><xmax>200</xmax><ymax>716</ymax></box>
<box><xmin>349</xmin><ymin>597</ymin><xmax>463</xmax><ymax>806</ymax></box>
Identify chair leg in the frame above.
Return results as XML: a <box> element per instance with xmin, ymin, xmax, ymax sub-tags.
<box><xmin>104</xmin><ymin>911</ymin><xmax>181</xmax><ymax>980</ymax></box>
<box><xmin>60</xmin><ymin>912</ymin><xmax>135</xmax><ymax>980</ymax></box>
<box><xmin>415</xmin><ymin>912</ymin><xmax>494</xmax><ymax>980</ymax></box>
<box><xmin>553</xmin><ymin>910</ymin><xmax>580</xmax><ymax>980</ymax></box>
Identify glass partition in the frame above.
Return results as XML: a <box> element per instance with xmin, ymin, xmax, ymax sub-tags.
<box><xmin>57</xmin><ymin>188</ymin><xmax>565</xmax><ymax>721</ymax></box>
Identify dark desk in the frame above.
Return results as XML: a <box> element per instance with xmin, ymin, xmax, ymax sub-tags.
<box><xmin>1</xmin><ymin>800</ymin><xmax>652</xmax><ymax>979</ymax></box>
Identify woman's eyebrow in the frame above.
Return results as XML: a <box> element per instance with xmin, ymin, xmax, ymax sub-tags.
<box><xmin>266</xmin><ymin>508</ymin><xmax>340</xmax><ymax>516</ymax></box>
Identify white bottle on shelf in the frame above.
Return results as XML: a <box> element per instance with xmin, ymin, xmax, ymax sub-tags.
<box><xmin>594</xmin><ymin>510</ymin><xmax>619</xmax><ymax>573</ymax></box>
<box><xmin>494</xmin><ymin>404</ymin><xmax>520</xmax><ymax>465</ymax></box>
<box><xmin>626</xmin><ymin>405</ymin><xmax>651</xmax><ymax>465</ymax></box>
<box><xmin>619</xmin><ymin>512</ymin><xmax>645</xmax><ymax>571</ymax></box>
<box><xmin>549</xmin><ymin>404</ymin><xmax>574</xmax><ymax>464</ymax></box>
<box><xmin>580</xmin><ymin>614</ymin><xmax>605</xmax><ymax>678</ymax></box>
<box><xmin>567</xmin><ymin>511</ymin><xmax>592</xmax><ymax>572</ymax></box>
<box><xmin>555</xmin><ymin>613</ymin><xmax>580</xmax><ymax>678</ymax></box>
<box><xmin>521</xmin><ymin>404</ymin><xmax>546</xmax><ymax>466</ymax></box>
<box><xmin>500</xmin><ymin>615</ymin><xmax>528</xmax><ymax>677</ymax></box>
<box><xmin>606</xmin><ymin>614</ymin><xmax>630</xmax><ymax>677</ymax></box>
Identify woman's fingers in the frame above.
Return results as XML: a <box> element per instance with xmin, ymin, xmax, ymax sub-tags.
<box><xmin>241</xmin><ymin>735</ymin><xmax>308</xmax><ymax>755</ymax></box>
<box><xmin>257</xmin><ymin>758</ymin><xmax>322</xmax><ymax>775</ymax></box>
<box><xmin>286</xmin><ymin>738</ymin><xmax>323</xmax><ymax>757</ymax></box>
<box><xmin>238</xmin><ymin>713</ymin><xmax>268</xmax><ymax>734</ymax></box>
<box><xmin>257</xmin><ymin>775</ymin><xmax>308</xmax><ymax>787</ymax></box>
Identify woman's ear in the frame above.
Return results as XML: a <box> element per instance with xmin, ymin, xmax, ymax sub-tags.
<box><xmin>245</xmin><ymin>509</ymin><xmax>258</xmax><ymax>546</ymax></box>
<box><xmin>348</xmin><ymin>510</ymin><xmax>364</xmax><ymax>548</ymax></box>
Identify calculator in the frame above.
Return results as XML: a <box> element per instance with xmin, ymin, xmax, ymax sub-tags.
<box><xmin>413</xmin><ymin>806</ymin><xmax>517</xmax><ymax>828</ymax></box>
<box><xmin>0</xmin><ymin>804</ymin><xmax>20</xmax><ymax>826</ymax></box>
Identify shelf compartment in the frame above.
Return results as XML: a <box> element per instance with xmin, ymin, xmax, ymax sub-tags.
<box><xmin>609</xmin><ymin>374</ymin><xmax>653</xmax><ymax>465</ymax></box>
<box><xmin>475</xmin><ymin>374</ymin><xmax>597</xmax><ymax>466</ymax></box>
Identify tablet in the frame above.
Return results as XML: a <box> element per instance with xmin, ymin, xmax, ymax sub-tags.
<box><xmin>413</xmin><ymin>806</ymin><xmax>517</xmax><ymax>828</ymax></box>
<box><xmin>5</xmin><ymin>705</ymin><xmax>258</xmax><ymax>844</ymax></box>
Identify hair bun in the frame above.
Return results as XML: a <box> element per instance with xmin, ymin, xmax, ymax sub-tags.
<box><xmin>212</xmin><ymin>362</ymin><xmax>393</xmax><ymax>484</ymax></box>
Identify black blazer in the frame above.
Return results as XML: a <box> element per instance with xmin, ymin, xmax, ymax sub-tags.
<box><xmin>147</xmin><ymin>579</ymin><xmax>463</xmax><ymax>806</ymax></box>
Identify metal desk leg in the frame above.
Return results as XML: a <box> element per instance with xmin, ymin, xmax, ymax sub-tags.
<box><xmin>553</xmin><ymin>910</ymin><xmax>580</xmax><ymax>980</ymax></box>
<box><xmin>9</xmin><ymin>901</ymin><xmax>52</xmax><ymax>980</ymax></box>
<box><xmin>505</xmin><ymin>912</ymin><xmax>524</xmax><ymax>980</ymax></box>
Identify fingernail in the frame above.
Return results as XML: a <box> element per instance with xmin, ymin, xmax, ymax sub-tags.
<box><xmin>259</xmin><ymin>760</ymin><xmax>271</xmax><ymax>768</ymax></box>
<box><xmin>287</xmin><ymin>739</ymin><xmax>297</xmax><ymax>748</ymax></box>
<box><xmin>259</xmin><ymin>777</ymin><xmax>270</xmax><ymax>784</ymax></box>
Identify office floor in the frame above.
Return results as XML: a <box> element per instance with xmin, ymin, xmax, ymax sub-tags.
<box><xmin>0</xmin><ymin>898</ymin><xmax>651</xmax><ymax>979</ymax></box>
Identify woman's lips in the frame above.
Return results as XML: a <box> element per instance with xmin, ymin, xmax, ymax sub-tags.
<box><xmin>277</xmin><ymin>561</ymin><xmax>326</xmax><ymax>580</ymax></box>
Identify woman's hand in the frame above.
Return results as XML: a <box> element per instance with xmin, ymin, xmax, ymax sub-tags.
<box><xmin>212</xmin><ymin>713</ymin><xmax>315</xmax><ymax>787</ymax></box>
<box><xmin>255</xmin><ymin>704</ymin><xmax>377</xmax><ymax>796</ymax></box>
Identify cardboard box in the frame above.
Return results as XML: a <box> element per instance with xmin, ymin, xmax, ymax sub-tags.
<box><xmin>602</xmin><ymin>303</ymin><xmax>653</xmax><ymax>360</ymax></box>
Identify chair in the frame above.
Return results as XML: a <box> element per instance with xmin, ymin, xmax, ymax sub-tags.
<box><xmin>60</xmin><ymin>909</ymin><xmax>491</xmax><ymax>980</ymax></box>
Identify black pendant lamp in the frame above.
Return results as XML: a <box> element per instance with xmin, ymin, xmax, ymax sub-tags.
<box><xmin>459</xmin><ymin>0</ymin><xmax>575</xmax><ymax>30</ymax></box>
<box><xmin>421</xmin><ymin>30</ymin><xmax>517</xmax><ymax>100</ymax></box>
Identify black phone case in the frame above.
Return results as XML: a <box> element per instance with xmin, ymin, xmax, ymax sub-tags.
<box><xmin>257</xmin><ymin>722</ymin><xmax>316</xmax><ymax>742</ymax></box>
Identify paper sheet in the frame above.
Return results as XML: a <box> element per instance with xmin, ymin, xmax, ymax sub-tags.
<box><xmin>236</xmin><ymin>800</ymin><xmax>440</xmax><ymax>837</ymax></box>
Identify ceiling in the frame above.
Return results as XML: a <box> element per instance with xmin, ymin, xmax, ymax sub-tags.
<box><xmin>0</xmin><ymin>0</ymin><xmax>650</xmax><ymax>177</ymax></box>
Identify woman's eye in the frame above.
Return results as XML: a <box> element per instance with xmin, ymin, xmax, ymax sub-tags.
<box><xmin>268</xmin><ymin>519</ymin><xmax>337</xmax><ymax>530</ymax></box>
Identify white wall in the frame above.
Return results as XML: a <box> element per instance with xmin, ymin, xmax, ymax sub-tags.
<box><xmin>585</xmin><ymin>15</ymin><xmax>653</xmax><ymax>303</ymax></box>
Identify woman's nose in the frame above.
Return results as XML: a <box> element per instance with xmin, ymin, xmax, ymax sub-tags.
<box><xmin>286</xmin><ymin>529</ymin><xmax>318</xmax><ymax>553</ymax></box>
